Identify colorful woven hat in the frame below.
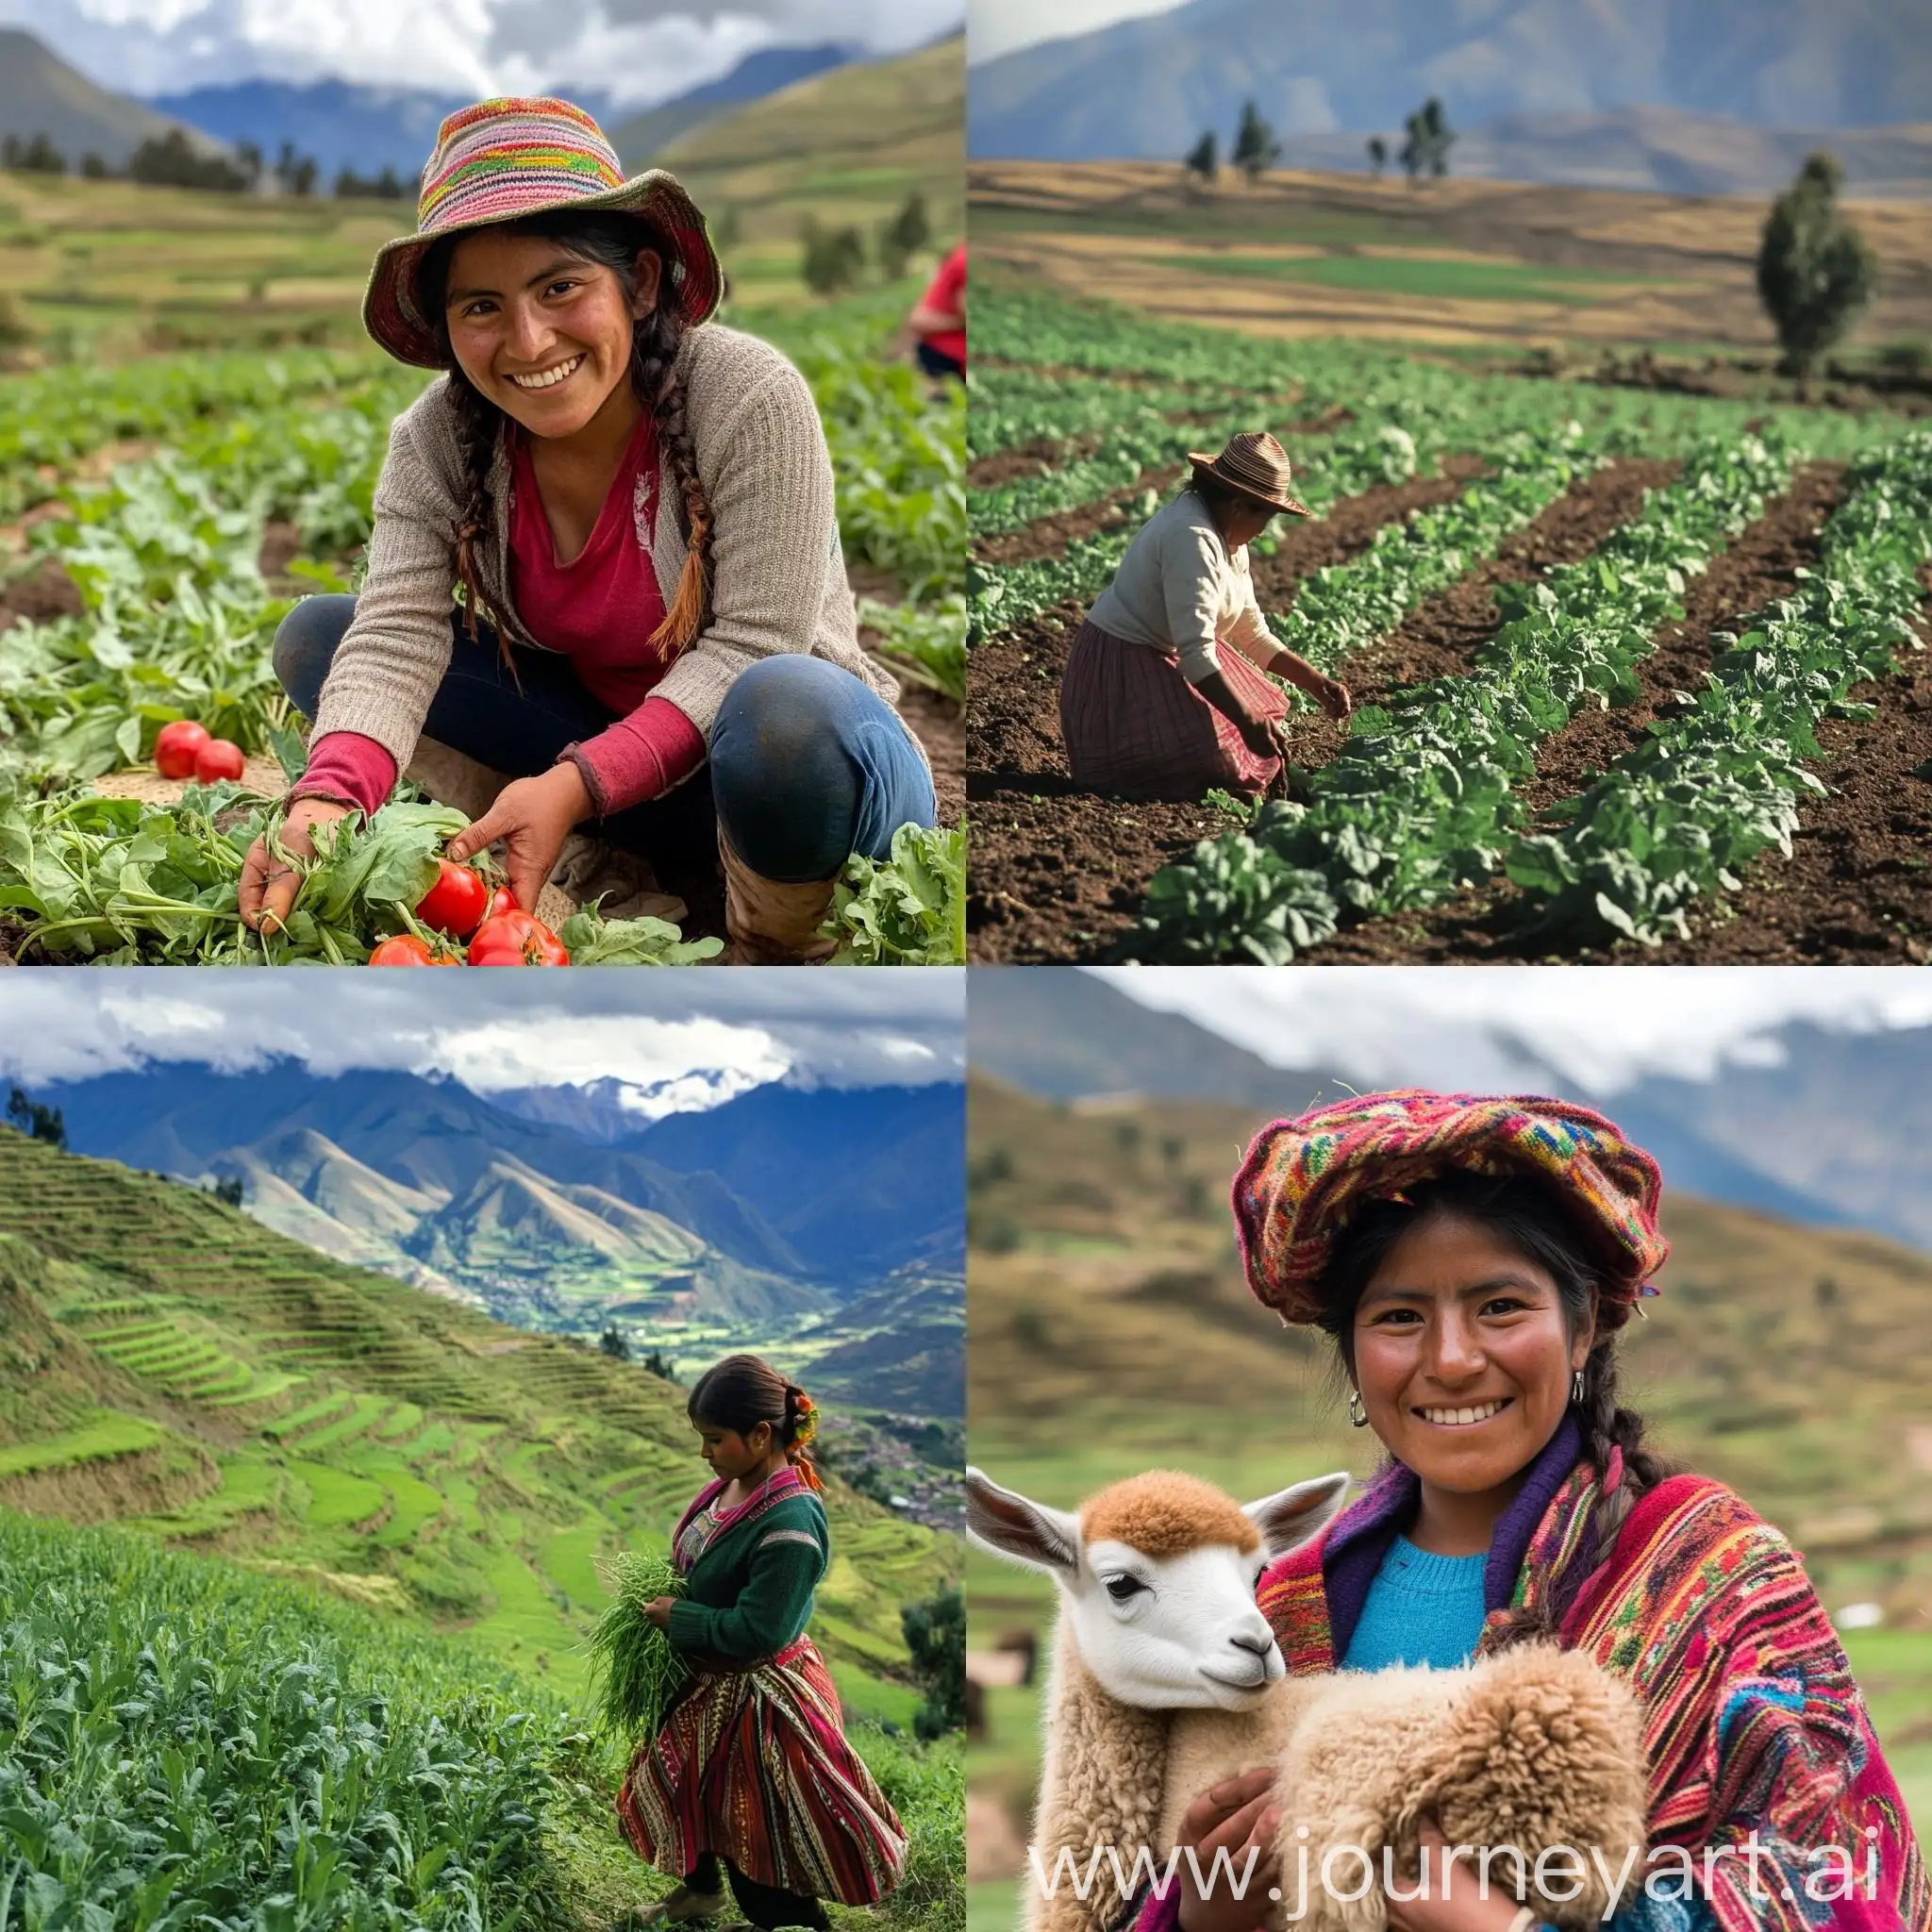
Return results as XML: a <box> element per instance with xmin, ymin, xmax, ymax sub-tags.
<box><xmin>362</xmin><ymin>97</ymin><xmax>724</xmax><ymax>370</ymax></box>
<box><xmin>1231</xmin><ymin>1091</ymin><xmax>1668</xmax><ymax>1329</ymax></box>
<box><xmin>1187</xmin><ymin>431</ymin><xmax>1311</xmax><ymax>518</ymax></box>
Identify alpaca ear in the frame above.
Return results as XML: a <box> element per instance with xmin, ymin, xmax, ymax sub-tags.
<box><xmin>966</xmin><ymin>1465</ymin><xmax>1082</xmax><ymax>1578</ymax></box>
<box><xmin>1241</xmin><ymin>1471</ymin><xmax>1353</xmax><ymax>1558</ymax></box>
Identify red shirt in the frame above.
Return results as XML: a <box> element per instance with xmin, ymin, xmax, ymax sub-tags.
<box><xmin>295</xmin><ymin>406</ymin><xmax>705</xmax><ymax>821</ymax></box>
<box><xmin>920</xmin><ymin>244</ymin><xmax>966</xmax><ymax>366</ymax></box>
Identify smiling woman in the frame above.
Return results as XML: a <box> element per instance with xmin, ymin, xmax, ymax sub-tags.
<box><xmin>242</xmin><ymin>96</ymin><xmax>938</xmax><ymax>963</ymax></box>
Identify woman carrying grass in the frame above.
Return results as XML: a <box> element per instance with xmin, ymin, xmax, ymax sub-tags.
<box><xmin>242</xmin><ymin>97</ymin><xmax>936</xmax><ymax>963</ymax></box>
<box><xmin>1134</xmin><ymin>1092</ymin><xmax>1927</xmax><ymax>1932</ymax></box>
<box><xmin>1059</xmin><ymin>432</ymin><xmax>1351</xmax><ymax>801</ymax></box>
<box><xmin>616</xmin><ymin>1354</ymin><xmax>908</xmax><ymax>1932</ymax></box>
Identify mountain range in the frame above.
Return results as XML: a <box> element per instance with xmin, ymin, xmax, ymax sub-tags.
<box><xmin>967</xmin><ymin>0</ymin><xmax>1932</xmax><ymax>192</ymax></box>
<box><xmin>0</xmin><ymin>27</ymin><xmax>219</xmax><ymax>169</ymax></box>
<box><xmin>968</xmin><ymin>969</ymin><xmax>1932</xmax><ymax>1256</ymax></box>
<box><xmin>39</xmin><ymin>1066</ymin><xmax>964</xmax><ymax>1340</ymax></box>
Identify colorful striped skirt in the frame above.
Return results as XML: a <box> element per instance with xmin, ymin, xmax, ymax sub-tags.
<box><xmin>614</xmin><ymin>1634</ymin><xmax>909</xmax><ymax>1905</ymax></box>
<box><xmin>1058</xmin><ymin>617</ymin><xmax>1289</xmax><ymax>801</ymax></box>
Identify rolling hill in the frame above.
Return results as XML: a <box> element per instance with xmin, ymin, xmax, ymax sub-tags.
<box><xmin>0</xmin><ymin>1123</ymin><xmax>955</xmax><ymax>1718</ymax></box>
<box><xmin>0</xmin><ymin>28</ymin><xmax>224</xmax><ymax>169</ymax></box>
<box><xmin>608</xmin><ymin>44</ymin><xmax>858</xmax><ymax>167</ymax></box>
<box><xmin>966</xmin><ymin>0</ymin><xmax>1932</xmax><ymax>192</ymax></box>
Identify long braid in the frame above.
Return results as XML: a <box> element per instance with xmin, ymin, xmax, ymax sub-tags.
<box><xmin>445</xmin><ymin>365</ymin><xmax>501</xmax><ymax>649</ymax></box>
<box><xmin>632</xmin><ymin>302</ymin><xmax>713</xmax><ymax>655</ymax></box>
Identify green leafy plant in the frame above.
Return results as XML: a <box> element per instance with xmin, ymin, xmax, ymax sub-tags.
<box><xmin>822</xmin><ymin>823</ymin><xmax>966</xmax><ymax>964</ymax></box>
<box><xmin>586</xmin><ymin>1552</ymin><xmax>691</xmax><ymax>1740</ymax></box>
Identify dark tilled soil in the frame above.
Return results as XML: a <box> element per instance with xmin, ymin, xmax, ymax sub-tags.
<box><xmin>1307</xmin><ymin>461</ymin><xmax>1895</xmax><ymax>964</ymax></box>
<box><xmin>968</xmin><ymin>456</ymin><xmax>1686</xmax><ymax>963</ymax></box>
<box><xmin>901</xmin><ymin>685</ymin><xmax>964</xmax><ymax>826</ymax></box>
<box><xmin>0</xmin><ymin>555</ymin><xmax>84</xmax><ymax>631</ymax></box>
<box><xmin>968</xmin><ymin>463</ymin><xmax>1500</xmax><ymax>962</ymax></box>
<box><xmin>974</xmin><ymin>463</ymin><xmax>1186</xmax><ymax>564</ymax></box>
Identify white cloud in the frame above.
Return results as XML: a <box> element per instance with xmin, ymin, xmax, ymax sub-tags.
<box><xmin>0</xmin><ymin>972</ymin><xmax>964</xmax><ymax>1109</ymax></box>
<box><xmin>3</xmin><ymin>0</ymin><xmax>961</xmax><ymax>103</ymax></box>
<box><xmin>1087</xmin><ymin>966</ymin><xmax>1932</xmax><ymax>1096</ymax></box>
<box><xmin>968</xmin><ymin>0</ymin><xmax>1186</xmax><ymax>66</ymax></box>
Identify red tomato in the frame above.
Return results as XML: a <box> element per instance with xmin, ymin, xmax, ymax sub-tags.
<box><xmin>368</xmin><ymin>934</ymin><xmax>457</xmax><ymax>966</ymax></box>
<box><xmin>467</xmin><ymin>909</ymin><xmax>571</xmax><ymax>967</ymax></box>
<box><xmin>415</xmin><ymin>858</ymin><xmax>491</xmax><ymax>939</ymax></box>
<box><xmin>193</xmin><ymin>738</ymin><xmax>246</xmax><ymax>784</ymax></box>
<box><xmin>155</xmin><ymin>720</ymin><xmax>210</xmax><ymax>779</ymax></box>
<box><xmin>484</xmin><ymin>887</ymin><xmax>517</xmax><ymax>921</ymax></box>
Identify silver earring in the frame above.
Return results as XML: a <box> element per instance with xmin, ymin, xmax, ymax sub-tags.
<box><xmin>1572</xmin><ymin>1370</ymin><xmax>1586</xmax><ymax>1405</ymax></box>
<box><xmin>1348</xmin><ymin>1389</ymin><xmax>1368</xmax><ymax>1428</ymax></box>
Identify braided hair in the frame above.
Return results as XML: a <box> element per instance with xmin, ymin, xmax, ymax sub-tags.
<box><xmin>687</xmin><ymin>1352</ymin><xmax>824</xmax><ymax>1492</ymax></box>
<box><xmin>414</xmin><ymin>208</ymin><xmax>715</xmax><ymax>669</ymax></box>
<box><xmin>1311</xmin><ymin>1171</ymin><xmax>1674</xmax><ymax>1643</ymax></box>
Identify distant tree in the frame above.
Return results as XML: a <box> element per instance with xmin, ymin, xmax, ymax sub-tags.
<box><xmin>1757</xmin><ymin>151</ymin><xmax>1877</xmax><ymax>380</ymax></box>
<box><xmin>1185</xmin><ymin>130</ymin><xmax>1219</xmax><ymax>184</ymax></box>
<box><xmin>291</xmin><ymin>155</ymin><xmax>317</xmax><ymax>198</ymax></box>
<box><xmin>640</xmin><ymin>1346</ymin><xmax>676</xmax><ymax>1380</ymax></box>
<box><xmin>335</xmin><ymin>163</ymin><xmax>409</xmax><ymax>201</ymax></box>
<box><xmin>235</xmin><ymin>140</ymin><xmax>262</xmax><ymax>191</ymax></box>
<box><xmin>1230</xmin><ymin>100</ymin><xmax>1280</xmax><ymax>183</ymax></box>
<box><xmin>80</xmin><ymin>151</ymin><xmax>109</xmax><ymax>180</ymax></box>
<box><xmin>1366</xmin><ymin>135</ymin><xmax>1388</xmax><ymax>179</ymax></box>
<box><xmin>598</xmin><ymin>1324</ymin><xmax>631</xmax><ymax>1360</ymax></box>
<box><xmin>128</xmin><ymin>130</ymin><xmax>247</xmax><ymax>192</ymax></box>
<box><xmin>376</xmin><ymin>164</ymin><xmax>405</xmax><ymax>199</ymax></box>
<box><xmin>6</xmin><ymin>1086</ymin><xmax>66</xmax><ymax>1150</ymax></box>
<box><xmin>1401</xmin><ymin>97</ymin><xmax>1456</xmax><ymax>183</ymax></box>
<box><xmin>876</xmin><ymin>191</ymin><xmax>931</xmax><ymax>278</ymax></box>
<box><xmin>5</xmin><ymin>133</ymin><xmax>67</xmax><ymax>175</ymax></box>
<box><xmin>902</xmin><ymin>1584</ymin><xmax>965</xmax><ymax>1740</ymax></box>
<box><xmin>207</xmin><ymin>1174</ymin><xmax>244</xmax><ymax>1208</ymax></box>
<box><xmin>800</xmin><ymin>215</ymin><xmax>865</xmax><ymax>296</ymax></box>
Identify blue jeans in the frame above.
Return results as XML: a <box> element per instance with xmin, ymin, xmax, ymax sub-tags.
<box><xmin>272</xmin><ymin>596</ymin><xmax>936</xmax><ymax>883</ymax></box>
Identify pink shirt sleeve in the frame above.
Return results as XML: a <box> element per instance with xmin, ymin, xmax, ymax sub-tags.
<box><xmin>565</xmin><ymin>695</ymin><xmax>708</xmax><ymax>816</ymax></box>
<box><xmin>290</xmin><ymin>730</ymin><xmax>398</xmax><ymax>817</ymax></box>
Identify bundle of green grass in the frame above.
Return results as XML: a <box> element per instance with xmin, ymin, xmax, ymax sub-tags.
<box><xmin>589</xmin><ymin>1553</ymin><xmax>691</xmax><ymax>1740</ymax></box>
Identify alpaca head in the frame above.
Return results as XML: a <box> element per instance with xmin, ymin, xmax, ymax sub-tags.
<box><xmin>965</xmin><ymin>1465</ymin><xmax>1351</xmax><ymax>1712</ymax></box>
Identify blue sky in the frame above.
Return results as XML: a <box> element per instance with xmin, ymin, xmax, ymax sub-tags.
<box><xmin>6</xmin><ymin>0</ymin><xmax>963</xmax><ymax>108</ymax></box>
<box><xmin>0</xmin><ymin>973</ymin><xmax>964</xmax><ymax>1101</ymax></box>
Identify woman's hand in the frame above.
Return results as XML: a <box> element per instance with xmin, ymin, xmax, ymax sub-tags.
<box><xmin>1311</xmin><ymin>675</ymin><xmax>1352</xmax><ymax>721</ymax></box>
<box><xmin>1196</xmin><ymin>671</ymin><xmax>1283</xmax><ymax>762</ymax></box>
<box><xmin>644</xmin><ymin>1596</ymin><xmax>676</xmax><ymax>1632</ymax></box>
<box><xmin>1174</xmin><ymin>1767</ymin><xmax>1280</xmax><ymax>1932</ymax></box>
<box><xmin>240</xmin><ymin>797</ymin><xmax>352</xmax><ymax>933</ymax></box>
<box><xmin>445</xmin><ymin>762</ymin><xmax>592</xmax><ymax>912</ymax></box>
<box><xmin>1384</xmin><ymin>1818</ymin><xmax>1528</xmax><ymax>1932</ymax></box>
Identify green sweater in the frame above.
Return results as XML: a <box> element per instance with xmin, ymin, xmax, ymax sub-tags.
<box><xmin>666</xmin><ymin>1487</ymin><xmax>830</xmax><ymax>1662</ymax></box>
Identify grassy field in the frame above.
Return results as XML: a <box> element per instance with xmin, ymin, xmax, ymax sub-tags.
<box><xmin>963</xmin><ymin>1074</ymin><xmax>1932</xmax><ymax>1900</ymax></box>
<box><xmin>969</xmin><ymin>159</ymin><xmax>1932</xmax><ymax>357</ymax></box>
<box><xmin>0</xmin><ymin>1124</ymin><xmax>958</xmax><ymax>1723</ymax></box>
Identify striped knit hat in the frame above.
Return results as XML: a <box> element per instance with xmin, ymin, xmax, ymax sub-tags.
<box><xmin>1231</xmin><ymin>1091</ymin><xmax>1669</xmax><ymax>1329</ymax></box>
<box><xmin>1188</xmin><ymin>431</ymin><xmax>1311</xmax><ymax>518</ymax></box>
<box><xmin>362</xmin><ymin>97</ymin><xmax>723</xmax><ymax>369</ymax></box>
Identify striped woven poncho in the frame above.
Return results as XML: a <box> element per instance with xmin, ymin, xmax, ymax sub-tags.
<box><xmin>1253</xmin><ymin>1416</ymin><xmax>1930</xmax><ymax>1932</ymax></box>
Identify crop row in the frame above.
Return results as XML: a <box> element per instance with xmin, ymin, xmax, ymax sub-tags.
<box><xmin>1507</xmin><ymin>430</ymin><xmax>1932</xmax><ymax>945</ymax></box>
<box><xmin>1129</xmin><ymin>430</ymin><xmax>1798</xmax><ymax>961</ymax></box>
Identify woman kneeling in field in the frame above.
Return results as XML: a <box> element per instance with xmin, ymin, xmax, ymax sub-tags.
<box><xmin>242</xmin><ymin>97</ymin><xmax>936</xmax><ymax>964</ymax></box>
<box><xmin>617</xmin><ymin>1355</ymin><xmax>908</xmax><ymax>1932</ymax></box>
<box><xmin>1059</xmin><ymin>432</ymin><xmax>1351</xmax><ymax>801</ymax></box>
<box><xmin>1137</xmin><ymin>1091</ymin><xmax>1928</xmax><ymax>1932</ymax></box>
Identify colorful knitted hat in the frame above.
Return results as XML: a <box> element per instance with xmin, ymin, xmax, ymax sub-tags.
<box><xmin>1231</xmin><ymin>1091</ymin><xmax>1668</xmax><ymax>1329</ymax></box>
<box><xmin>362</xmin><ymin>97</ymin><xmax>723</xmax><ymax>370</ymax></box>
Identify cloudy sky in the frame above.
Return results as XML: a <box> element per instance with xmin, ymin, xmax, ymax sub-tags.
<box><xmin>1095</xmin><ymin>966</ymin><xmax>1932</xmax><ymax>1096</ymax></box>
<box><xmin>0</xmin><ymin>973</ymin><xmax>964</xmax><ymax>1115</ymax></box>
<box><xmin>970</xmin><ymin>0</ymin><xmax>1181</xmax><ymax>64</ymax></box>
<box><xmin>8</xmin><ymin>0</ymin><xmax>962</xmax><ymax>107</ymax></box>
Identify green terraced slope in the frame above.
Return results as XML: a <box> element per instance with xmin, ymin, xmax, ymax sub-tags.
<box><xmin>0</xmin><ymin>1126</ymin><xmax>955</xmax><ymax>1721</ymax></box>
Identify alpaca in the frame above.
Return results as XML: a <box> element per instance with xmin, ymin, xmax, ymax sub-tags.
<box><xmin>965</xmin><ymin>1465</ymin><xmax>1648</xmax><ymax>1932</ymax></box>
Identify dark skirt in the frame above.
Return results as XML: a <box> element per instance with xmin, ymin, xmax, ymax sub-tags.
<box><xmin>1058</xmin><ymin>618</ymin><xmax>1289</xmax><ymax>801</ymax></box>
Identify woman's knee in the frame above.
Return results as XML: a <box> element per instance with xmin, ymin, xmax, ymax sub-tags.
<box><xmin>271</xmin><ymin>594</ymin><xmax>358</xmax><ymax>717</ymax></box>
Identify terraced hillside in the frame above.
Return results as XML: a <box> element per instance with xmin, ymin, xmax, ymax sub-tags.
<box><xmin>967</xmin><ymin>287</ymin><xmax>1932</xmax><ymax>965</ymax></box>
<box><xmin>0</xmin><ymin>1124</ymin><xmax>956</xmax><ymax>1723</ymax></box>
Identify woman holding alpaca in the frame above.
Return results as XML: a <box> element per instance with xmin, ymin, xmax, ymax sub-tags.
<box><xmin>241</xmin><ymin>97</ymin><xmax>935</xmax><ymax>963</ymax></box>
<box><xmin>617</xmin><ymin>1355</ymin><xmax>907</xmax><ymax>1932</ymax></box>
<box><xmin>1131</xmin><ymin>1091</ymin><xmax>1927</xmax><ymax>1932</ymax></box>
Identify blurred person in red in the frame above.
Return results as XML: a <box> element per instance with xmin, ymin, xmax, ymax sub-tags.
<box><xmin>908</xmin><ymin>242</ymin><xmax>964</xmax><ymax>380</ymax></box>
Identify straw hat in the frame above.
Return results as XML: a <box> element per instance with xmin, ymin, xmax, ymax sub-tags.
<box><xmin>362</xmin><ymin>96</ymin><xmax>724</xmax><ymax>370</ymax></box>
<box><xmin>1187</xmin><ymin>430</ymin><xmax>1311</xmax><ymax>518</ymax></box>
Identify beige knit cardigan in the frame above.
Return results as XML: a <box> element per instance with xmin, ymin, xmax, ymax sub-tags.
<box><xmin>310</xmin><ymin>323</ymin><xmax>905</xmax><ymax>770</ymax></box>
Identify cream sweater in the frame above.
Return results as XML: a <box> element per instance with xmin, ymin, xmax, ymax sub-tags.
<box><xmin>1086</xmin><ymin>490</ymin><xmax>1280</xmax><ymax>684</ymax></box>
<box><xmin>311</xmin><ymin>324</ymin><xmax>908</xmax><ymax>767</ymax></box>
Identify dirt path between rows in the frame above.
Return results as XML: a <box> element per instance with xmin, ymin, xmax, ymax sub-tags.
<box><xmin>967</xmin><ymin>455</ymin><xmax>1679</xmax><ymax>962</ymax></box>
<box><xmin>1307</xmin><ymin>460</ymin><xmax>1858</xmax><ymax>962</ymax></box>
